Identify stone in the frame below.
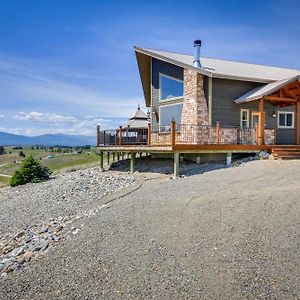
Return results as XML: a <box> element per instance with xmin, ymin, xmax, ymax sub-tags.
<box><xmin>0</xmin><ymin>263</ymin><xmax>4</xmax><ymax>271</ymax></box>
<box><xmin>23</xmin><ymin>251</ymin><xmax>34</xmax><ymax>262</ymax></box>
<box><xmin>9</xmin><ymin>246</ymin><xmax>25</xmax><ymax>258</ymax></box>
<box><xmin>31</xmin><ymin>239</ymin><xmax>48</xmax><ymax>252</ymax></box>
<box><xmin>13</xmin><ymin>231</ymin><xmax>25</xmax><ymax>240</ymax></box>
<box><xmin>40</xmin><ymin>226</ymin><xmax>49</xmax><ymax>233</ymax></box>
<box><xmin>52</xmin><ymin>225</ymin><xmax>63</xmax><ymax>233</ymax></box>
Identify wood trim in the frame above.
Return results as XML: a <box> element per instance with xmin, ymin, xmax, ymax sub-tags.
<box><xmin>277</xmin><ymin>111</ymin><xmax>295</xmax><ymax>129</ymax></box>
<box><xmin>208</xmin><ymin>77</ymin><xmax>213</xmax><ymax>126</ymax></box>
<box><xmin>258</xmin><ymin>98</ymin><xmax>265</xmax><ymax>145</ymax></box>
<box><xmin>265</xmin><ymin>96</ymin><xmax>297</xmax><ymax>102</ymax></box>
<box><xmin>296</xmin><ymin>101</ymin><xmax>300</xmax><ymax>145</ymax></box>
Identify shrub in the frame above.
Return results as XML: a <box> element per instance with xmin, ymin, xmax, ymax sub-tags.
<box><xmin>19</xmin><ymin>151</ymin><xmax>25</xmax><ymax>157</ymax></box>
<box><xmin>10</xmin><ymin>156</ymin><xmax>52</xmax><ymax>187</ymax></box>
<box><xmin>0</xmin><ymin>146</ymin><xmax>5</xmax><ymax>155</ymax></box>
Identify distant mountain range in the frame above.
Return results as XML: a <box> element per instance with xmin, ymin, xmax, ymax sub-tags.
<box><xmin>0</xmin><ymin>131</ymin><xmax>96</xmax><ymax>146</ymax></box>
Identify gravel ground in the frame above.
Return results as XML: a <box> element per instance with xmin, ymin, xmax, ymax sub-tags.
<box><xmin>1</xmin><ymin>159</ymin><xmax>300</xmax><ymax>299</ymax></box>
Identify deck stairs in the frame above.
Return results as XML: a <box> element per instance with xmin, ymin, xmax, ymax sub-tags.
<box><xmin>271</xmin><ymin>146</ymin><xmax>300</xmax><ymax>159</ymax></box>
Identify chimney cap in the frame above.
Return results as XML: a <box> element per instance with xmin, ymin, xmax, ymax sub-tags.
<box><xmin>194</xmin><ymin>40</ymin><xmax>202</xmax><ymax>46</ymax></box>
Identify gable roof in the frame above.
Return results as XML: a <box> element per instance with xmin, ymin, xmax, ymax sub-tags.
<box><xmin>235</xmin><ymin>75</ymin><xmax>300</xmax><ymax>104</ymax></box>
<box><xmin>134</xmin><ymin>46</ymin><xmax>300</xmax><ymax>107</ymax></box>
<box><xmin>135</xmin><ymin>47</ymin><xmax>300</xmax><ymax>83</ymax></box>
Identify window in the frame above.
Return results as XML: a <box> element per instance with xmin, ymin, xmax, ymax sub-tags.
<box><xmin>159</xmin><ymin>74</ymin><xmax>183</xmax><ymax>101</ymax></box>
<box><xmin>278</xmin><ymin>111</ymin><xmax>294</xmax><ymax>128</ymax></box>
<box><xmin>240</xmin><ymin>109</ymin><xmax>250</xmax><ymax>128</ymax></box>
<box><xmin>159</xmin><ymin>103</ymin><xmax>183</xmax><ymax>131</ymax></box>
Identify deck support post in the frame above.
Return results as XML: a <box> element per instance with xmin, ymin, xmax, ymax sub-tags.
<box><xmin>107</xmin><ymin>152</ymin><xmax>110</xmax><ymax>165</ymax></box>
<box><xmin>96</xmin><ymin>125</ymin><xmax>100</xmax><ymax>146</ymax></box>
<box><xmin>130</xmin><ymin>152</ymin><xmax>135</xmax><ymax>174</ymax></box>
<box><xmin>226</xmin><ymin>152</ymin><xmax>232</xmax><ymax>167</ymax></box>
<box><xmin>258</xmin><ymin>98</ymin><xmax>265</xmax><ymax>145</ymax></box>
<box><xmin>112</xmin><ymin>152</ymin><xmax>115</xmax><ymax>163</ymax></box>
<box><xmin>117</xmin><ymin>153</ymin><xmax>120</xmax><ymax>161</ymax></box>
<box><xmin>296</xmin><ymin>100</ymin><xmax>300</xmax><ymax>145</ymax></box>
<box><xmin>122</xmin><ymin>152</ymin><xmax>124</xmax><ymax>160</ymax></box>
<box><xmin>99</xmin><ymin>151</ymin><xmax>104</xmax><ymax>172</ymax></box>
<box><xmin>174</xmin><ymin>152</ymin><xmax>180</xmax><ymax>177</ymax></box>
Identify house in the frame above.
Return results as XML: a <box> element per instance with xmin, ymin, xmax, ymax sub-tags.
<box><xmin>97</xmin><ymin>40</ymin><xmax>300</xmax><ymax>175</ymax></box>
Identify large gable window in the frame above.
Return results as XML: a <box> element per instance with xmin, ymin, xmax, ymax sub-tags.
<box><xmin>278</xmin><ymin>111</ymin><xmax>294</xmax><ymax>128</ymax></box>
<box><xmin>159</xmin><ymin>73</ymin><xmax>183</xmax><ymax>101</ymax></box>
<box><xmin>159</xmin><ymin>103</ymin><xmax>183</xmax><ymax>130</ymax></box>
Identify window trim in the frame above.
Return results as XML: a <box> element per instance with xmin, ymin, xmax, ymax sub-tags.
<box><xmin>251</xmin><ymin>111</ymin><xmax>259</xmax><ymax>127</ymax></box>
<box><xmin>277</xmin><ymin>111</ymin><xmax>294</xmax><ymax>129</ymax></box>
<box><xmin>240</xmin><ymin>109</ymin><xmax>250</xmax><ymax>128</ymax></box>
<box><xmin>159</xmin><ymin>102</ymin><xmax>184</xmax><ymax>131</ymax></box>
<box><xmin>159</xmin><ymin>73</ymin><xmax>184</xmax><ymax>102</ymax></box>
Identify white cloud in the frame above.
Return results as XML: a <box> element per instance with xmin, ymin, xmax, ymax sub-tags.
<box><xmin>0</xmin><ymin>114</ymin><xmax>4</xmax><ymax>121</ymax></box>
<box><xmin>14</xmin><ymin>111</ymin><xmax>78</xmax><ymax>124</ymax></box>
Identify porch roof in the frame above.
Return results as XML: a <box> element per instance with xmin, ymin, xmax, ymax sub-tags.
<box><xmin>235</xmin><ymin>75</ymin><xmax>300</xmax><ymax>104</ymax></box>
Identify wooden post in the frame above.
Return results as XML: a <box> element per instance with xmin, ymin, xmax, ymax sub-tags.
<box><xmin>226</xmin><ymin>152</ymin><xmax>232</xmax><ymax>167</ymax></box>
<box><xmin>258</xmin><ymin>98</ymin><xmax>265</xmax><ymax>145</ymax></box>
<box><xmin>255</xmin><ymin>125</ymin><xmax>258</xmax><ymax>144</ymax></box>
<box><xmin>147</xmin><ymin>123</ymin><xmax>151</xmax><ymax>146</ymax></box>
<box><xmin>170</xmin><ymin>119</ymin><xmax>176</xmax><ymax>146</ymax></box>
<box><xmin>112</xmin><ymin>152</ymin><xmax>115</xmax><ymax>163</ymax></box>
<box><xmin>130</xmin><ymin>152</ymin><xmax>135</xmax><ymax>174</ymax></box>
<box><xmin>99</xmin><ymin>151</ymin><xmax>104</xmax><ymax>172</ymax></box>
<box><xmin>122</xmin><ymin>152</ymin><xmax>124</xmax><ymax>160</ymax></box>
<box><xmin>96</xmin><ymin>125</ymin><xmax>100</xmax><ymax>146</ymax></box>
<box><xmin>117</xmin><ymin>153</ymin><xmax>120</xmax><ymax>161</ymax></box>
<box><xmin>296</xmin><ymin>100</ymin><xmax>300</xmax><ymax>145</ymax></box>
<box><xmin>174</xmin><ymin>152</ymin><xmax>180</xmax><ymax>177</ymax></box>
<box><xmin>107</xmin><ymin>152</ymin><xmax>110</xmax><ymax>165</ymax></box>
<box><xmin>216</xmin><ymin>122</ymin><xmax>221</xmax><ymax>144</ymax></box>
<box><xmin>119</xmin><ymin>126</ymin><xmax>123</xmax><ymax>145</ymax></box>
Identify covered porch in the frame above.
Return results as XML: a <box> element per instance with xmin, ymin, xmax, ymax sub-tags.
<box><xmin>235</xmin><ymin>75</ymin><xmax>300</xmax><ymax>146</ymax></box>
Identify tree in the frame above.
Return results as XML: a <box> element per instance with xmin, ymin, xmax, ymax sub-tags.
<box><xmin>19</xmin><ymin>151</ymin><xmax>25</xmax><ymax>157</ymax></box>
<box><xmin>10</xmin><ymin>156</ymin><xmax>52</xmax><ymax>187</ymax></box>
<box><xmin>0</xmin><ymin>146</ymin><xmax>5</xmax><ymax>155</ymax></box>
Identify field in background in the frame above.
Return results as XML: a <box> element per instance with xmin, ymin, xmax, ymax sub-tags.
<box><xmin>0</xmin><ymin>146</ymin><xmax>102</xmax><ymax>187</ymax></box>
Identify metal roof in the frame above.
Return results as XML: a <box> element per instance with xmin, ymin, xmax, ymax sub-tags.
<box><xmin>235</xmin><ymin>75</ymin><xmax>300</xmax><ymax>104</ymax></box>
<box><xmin>123</xmin><ymin>107</ymin><xmax>148</xmax><ymax>129</ymax></box>
<box><xmin>135</xmin><ymin>47</ymin><xmax>300</xmax><ymax>83</ymax></box>
<box><xmin>129</xmin><ymin>106</ymin><xmax>148</xmax><ymax>120</ymax></box>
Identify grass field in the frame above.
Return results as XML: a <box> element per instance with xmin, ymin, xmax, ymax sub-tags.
<box><xmin>0</xmin><ymin>146</ymin><xmax>102</xmax><ymax>187</ymax></box>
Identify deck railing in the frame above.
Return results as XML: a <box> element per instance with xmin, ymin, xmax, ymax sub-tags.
<box><xmin>97</xmin><ymin>122</ymin><xmax>275</xmax><ymax>146</ymax></box>
<box><xmin>97</xmin><ymin>127</ymin><xmax>148</xmax><ymax>146</ymax></box>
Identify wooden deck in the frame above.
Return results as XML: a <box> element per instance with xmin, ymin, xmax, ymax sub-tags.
<box><xmin>97</xmin><ymin>144</ymin><xmax>273</xmax><ymax>154</ymax></box>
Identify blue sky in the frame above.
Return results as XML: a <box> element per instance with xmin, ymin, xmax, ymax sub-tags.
<box><xmin>0</xmin><ymin>0</ymin><xmax>299</xmax><ymax>136</ymax></box>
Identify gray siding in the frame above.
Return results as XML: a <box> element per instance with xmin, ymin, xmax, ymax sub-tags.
<box><xmin>212</xmin><ymin>78</ymin><xmax>296</xmax><ymax>144</ymax></box>
<box><xmin>151</xmin><ymin>58</ymin><xmax>183</xmax><ymax>127</ymax></box>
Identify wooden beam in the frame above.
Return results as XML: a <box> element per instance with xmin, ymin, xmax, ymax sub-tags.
<box><xmin>283</xmin><ymin>87</ymin><xmax>298</xmax><ymax>99</ymax></box>
<box><xmin>265</xmin><ymin>96</ymin><xmax>297</xmax><ymax>102</ymax></box>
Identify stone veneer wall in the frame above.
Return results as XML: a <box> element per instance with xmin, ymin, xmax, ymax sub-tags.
<box><xmin>265</xmin><ymin>129</ymin><xmax>275</xmax><ymax>145</ymax></box>
<box><xmin>181</xmin><ymin>69</ymin><xmax>209</xmax><ymax>126</ymax></box>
